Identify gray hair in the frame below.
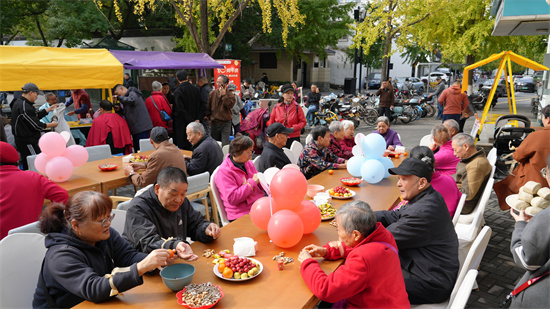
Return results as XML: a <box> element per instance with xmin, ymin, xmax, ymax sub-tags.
<box><xmin>341</xmin><ymin>119</ymin><xmax>354</xmax><ymax>130</ymax></box>
<box><xmin>336</xmin><ymin>201</ymin><xmax>376</xmax><ymax>238</ymax></box>
<box><xmin>329</xmin><ymin>121</ymin><xmax>344</xmax><ymax>134</ymax></box>
<box><xmin>452</xmin><ymin>133</ymin><xmax>475</xmax><ymax>147</ymax></box>
<box><xmin>152</xmin><ymin>81</ymin><xmax>162</xmax><ymax>91</ymax></box>
<box><xmin>431</xmin><ymin>124</ymin><xmax>451</xmax><ymax>144</ymax></box>
<box><xmin>186</xmin><ymin>122</ymin><xmax>206</xmax><ymax>136</ymax></box>
<box><xmin>443</xmin><ymin>119</ymin><xmax>459</xmax><ymax>134</ymax></box>
<box><xmin>377</xmin><ymin>116</ymin><xmax>390</xmax><ymax>126</ymax></box>
<box><xmin>44</xmin><ymin>92</ymin><xmax>56</xmax><ymax>102</ymax></box>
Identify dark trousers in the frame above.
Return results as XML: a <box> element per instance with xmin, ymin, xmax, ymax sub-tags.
<box><xmin>15</xmin><ymin>138</ymin><xmax>40</xmax><ymax>170</ymax></box>
<box><xmin>132</xmin><ymin>130</ymin><xmax>150</xmax><ymax>152</ymax></box>
<box><xmin>378</xmin><ymin>107</ymin><xmax>392</xmax><ymax>121</ymax></box>
<box><xmin>459</xmin><ymin>117</ymin><xmax>468</xmax><ymax>133</ymax></box>
<box><xmin>211</xmin><ymin>121</ymin><xmax>232</xmax><ymax>146</ymax></box>
<box><xmin>437</xmin><ymin>103</ymin><xmax>444</xmax><ymax>119</ymax></box>
<box><xmin>403</xmin><ymin>269</ymin><xmax>452</xmax><ymax>305</ymax></box>
<box><xmin>442</xmin><ymin>114</ymin><xmax>461</xmax><ymax>123</ymax></box>
<box><xmin>286</xmin><ymin>136</ymin><xmax>301</xmax><ymax>149</ymax></box>
<box><xmin>232</xmin><ymin>123</ymin><xmax>240</xmax><ymax>136</ymax></box>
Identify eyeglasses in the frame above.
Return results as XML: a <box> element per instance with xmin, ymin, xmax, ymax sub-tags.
<box><xmin>541</xmin><ymin>167</ymin><xmax>547</xmax><ymax>178</ymax></box>
<box><xmin>84</xmin><ymin>213</ymin><xmax>115</xmax><ymax>228</ymax></box>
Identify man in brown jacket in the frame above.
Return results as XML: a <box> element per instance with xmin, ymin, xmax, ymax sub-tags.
<box><xmin>207</xmin><ymin>74</ymin><xmax>236</xmax><ymax>146</ymax></box>
<box><xmin>124</xmin><ymin>126</ymin><xmax>187</xmax><ymax>188</ymax></box>
<box><xmin>438</xmin><ymin>81</ymin><xmax>469</xmax><ymax>124</ymax></box>
<box><xmin>375</xmin><ymin>80</ymin><xmax>395</xmax><ymax>120</ymax></box>
<box><xmin>451</xmin><ymin>133</ymin><xmax>492</xmax><ymax>214</ymax></box>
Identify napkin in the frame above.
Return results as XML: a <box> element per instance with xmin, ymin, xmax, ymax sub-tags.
<box><xmin>233</xmin><ymin>237</ymin><xmax>258</xmax><ymax>256</ymax></box>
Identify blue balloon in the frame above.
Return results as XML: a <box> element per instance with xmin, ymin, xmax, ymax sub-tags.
<box><xmin>361</xmin><ymin>159</ymin><xmax>385</xmax><ymax>184</ymax></box>
<box><xmin>362</xmin><ymin>133</ymin><xmax>386</xmax><ymax>158</ymax></box>
<box><xmin>347</xmin><ymin>156</ymin><xmax>363</xmax><ymax>177</ymax></box>
<box><xmin>377</xmin><ymin>157</ymin><xmax>394</xmax><ymax>178</ymax></box>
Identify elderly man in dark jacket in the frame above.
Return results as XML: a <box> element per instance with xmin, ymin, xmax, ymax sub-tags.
<box><xmin>113</xmin><ymin>84</ymin><xmax>153</xmax><ymax>152</ymax></box>
<box><xmin>258</xmin><ymin>123</ymin><xmax>292</xmax><ymax>172</ymax></box>
<box><xmin>184</xmin><ymin>122</ymin><xmax>223</xmax><ymax>176</ymax></box>
<box><xmin>172</xmin><ymin>69</ymin><xmax>203</xmax><ymax>150</ymax></box>
<box><xmin>123</xmin><ymin>167</ymin><xmax>221</xmax><ymax>260</ymax></box>
<box><xmin>375</xmin><ymin>157</ymin><xmax>459</xmax><ymax>305</ymax></box>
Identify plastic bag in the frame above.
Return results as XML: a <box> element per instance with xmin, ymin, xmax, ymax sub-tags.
<box><xmin>233</xmin><ymin>237</ymin><xmax>258</xmax><ymax>257</ymax></box>
<box><xmin>52</xmin><ymin>104</ymin><xmax>76</xmax><ymax>146</ymax></box>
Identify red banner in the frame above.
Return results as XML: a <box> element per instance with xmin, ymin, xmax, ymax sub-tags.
<box><xmin>214</xmin><ymin>59</ymin><xmax>241</xmax><ymax>95</ymax></box>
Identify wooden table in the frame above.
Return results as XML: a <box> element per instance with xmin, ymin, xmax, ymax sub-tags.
<box><xmin>75</xmin><ymin>215</ymin><xmax>342</xmax><ymax>309</ymax></box>
<box><xmin>74</xmin><ymin>157</ymin><xmax>405</xmax><ymax>308</ymax></box>
<box><xmin>54</xmin><ymin>175</ymin><xmax>101</xmax><ymax>196</ymax></box>
<box><xmin>72</xmin><ymin>150</ymin><xmax>192</xmax><ymax>194</ymax></box>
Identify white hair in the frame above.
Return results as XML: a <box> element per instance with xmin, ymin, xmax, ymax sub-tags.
<box><xmin>329</xmin><ymin>121</ymin><xmax>344</xmax><ymax>134</ymax></box>
<box><xmin>341</xmin><ymin>120</ymin><xmax>355</xmax><ymax>130</ymax></box>
<box><xmin>152</xmin><ymin>81</ymin><xmax>162</xmax><ymax>91</ymax></box>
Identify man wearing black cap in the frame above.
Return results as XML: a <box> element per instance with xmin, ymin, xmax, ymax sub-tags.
<box><xmin>258</xmin><ymin>123</ymin><xmax>293</xmax><ymax>172</ymax></box>
<box><xmin>375</xmin><ymin>157</ymin><xmax>459</xmax><ymax>305</ymax></box>
<box><xmin>11</xmin><ymin>83</ymin><xmax>59</xmax><ymax>170</ymax></box>
<box><xmin>124</xmin><ymin>126</ymin><xmax>187</xmax><ymax>188</ymax></box>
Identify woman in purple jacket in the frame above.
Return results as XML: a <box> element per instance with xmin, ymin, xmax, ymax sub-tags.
<box><xmin>373</xmin><ymin>116</ymin><xmax>402</xmax><ymax>150</ymax></box>
<box><xmin>215</xmin><ymin>136</ymin><xmax>265</xmax><ymax>221</ymax></box>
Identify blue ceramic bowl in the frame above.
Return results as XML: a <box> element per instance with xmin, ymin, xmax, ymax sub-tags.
<box><xmin>160</xmin><ymin>263</ymin><xmax>195</xmax><ymax>292</ymax></box>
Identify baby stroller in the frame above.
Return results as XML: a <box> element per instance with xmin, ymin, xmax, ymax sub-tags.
<box><xmin>493</xmin><ymin>114</ymin><xmax>534</xmax><ymax>179</ymax></box>
<box><xmin>239</xmin><ymin>106</ymin><xmax>270</xmax><ymax>154</ymax></box>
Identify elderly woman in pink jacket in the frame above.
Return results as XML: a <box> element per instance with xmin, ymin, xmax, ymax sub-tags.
<box><xmin>215</xmin><ymin>136</ymin><xmax>265</xmax><ymax>221</ymax></box>
<box><xmin>431</xmin><ymin>124</ymin><xmax>460</xmax><ymax>175</ymax></box>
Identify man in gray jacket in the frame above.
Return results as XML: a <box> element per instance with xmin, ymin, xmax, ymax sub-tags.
<box><xmin>113</xmin><ymin>84</ymin><xmax>153</xmax><ymax>151</ymax></box>
<box><xmin>428</xmin><ymin>76</ymin><xmax>446</xmax><ymax>119</ymax></box>
<box><xmin>123</xmin><ymin>167</ymin><xmax>221</xmax><ymax>260</ymax></box>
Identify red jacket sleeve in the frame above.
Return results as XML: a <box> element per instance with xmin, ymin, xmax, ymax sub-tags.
<box><xmin>38</xmin><ymin>174</ymin><xmax>69</xmax><ymax>203</ymax></box>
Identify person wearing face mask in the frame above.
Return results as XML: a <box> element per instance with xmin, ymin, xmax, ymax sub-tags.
<box><xmin>123</xmin><ymin>167</ymin><xmax>221</xmax><ymax>258</ymax></box>
<box><xmin>375</xmin><ymin>157</ymin><xmax>459</xmax><ymax>305</ymax></box>
<box><xmin>267</xmin><ymin>83</ymin><xmax>307</xmax><ymax>148</ymax></box>
<box><xmin>214</xmin><ymin>136</ymin><xmax>265</xmax><ymax>221</ymax></box>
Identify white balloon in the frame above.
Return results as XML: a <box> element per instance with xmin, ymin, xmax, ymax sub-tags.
<box><xmin>354</xmin><ymin>133</ymin><xmax>365</xmax><ymax>145</ymax></box>
<box><xmin>282</xmin><ymin>164</ymin><xmax>300</xmax><ymax>171</ymax></box>
<box><xmin>257</xmin><ymin>173</ymin><xmax>271</xmax><ymax>194</ymax></box>
<box><xmin>60</xmin><ymin>131</ymin><xmax>71</xmax><ymax>143</ymax></box>
<box><xmin>352</xmin><ymin>145</ymin><xmax>363</xmax><ymax>157</ymax></box>
<box><xmin>263</xmin><ymin>167</ymin><xmax>280</xmax><ymax>185</ymax></box>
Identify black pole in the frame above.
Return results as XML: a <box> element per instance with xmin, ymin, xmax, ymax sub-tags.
<box><xmin>358</xmin><ymin>46</ymin><xmax>363</xmax><ymax>92</ymax></box>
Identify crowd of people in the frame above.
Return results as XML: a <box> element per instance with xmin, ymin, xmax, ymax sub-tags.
<box><xmin>1</xmin><ymin>72</ymin><xmax>549</xmax><ymax>308</ymax></box>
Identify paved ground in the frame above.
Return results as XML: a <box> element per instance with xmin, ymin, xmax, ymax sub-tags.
<box><xmin>115</xmin><ymin>90</ymin><xmax>538</xmax><ymax>308</ymax></box>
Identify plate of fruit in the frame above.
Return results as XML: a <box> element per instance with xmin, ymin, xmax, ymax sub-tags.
<box><xmin>327</xmin><ymin>186</ymin><xmax>355</xmax><ymax>199</ymax></box>
<box><xmin>213</xmin><ymin>256</ymin><xmax>263</xmax><ymax>281</ymax></box>
<box><xmin>340</xmin><ymin>177</ymin><xmax>362</xmax><ymax>186</ymax></box>
<box><xmin>318</xmin><ymin>203</ymin><xmax>337</xmax><ymax>220</ymax></box>
<box><xmin>130</xmin><ymin>155</ymin><xmax>149</xmax><ymax>163</ymax></box>
<box><xmin>98</xmin><ymin>164</ymin><xmax>119</xmax><ymax>171</ymax></box>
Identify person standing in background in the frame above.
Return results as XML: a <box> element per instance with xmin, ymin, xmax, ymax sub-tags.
<box><xmin>207</xmin><ymin>74</ymin><xmax>236</xmax><ymax>146</ymax></box>
<box><xmin>168</xmin><ymin>73</ymin><xmax>178</xmax><ymax>92</ymax></box>
<box><xmin>197</xmin><ymin>77</ymin><xmax>212</xmax><ymax>135</ymax></box>
<box><xmin>123</xmin><ymin>73</ymin><xmax>134</xmax><ymax>88</ymax></box>
<box><xmin>229</xmin><ymin>83</ymin><xmax>245</xmax><ymax>136</ymax></box>
<box><xmin>375</xmin><ymin>80</ymin><xmax>395</xmax><ymax>120</ymax></box>
<box><xmin>161</xmin><ymin>82</ymin><xmax>175</xmax><ymax>107</ymax></box>
<box><xmin>172</xmin><ymin>69</ymin><xmax>203</xmax><ymax>150</ymax></box>
<box><xmin>66</xmin><ymin>89</ymin><xmax>93</xmax><ymax>119</ymax></box>
<box><xmin>306</xmin><ymin>84</ymin><xmax>321</xmax><ymax>126</ymax></box>
<box><xmin>113</xmin><ymin>84</ymin><xmax>153</xmax><ymax>152</ymax></box>
<box><xmin>145</xmin><ymin>81</ymin><xmax>173</xmax><ymax>130</ymax></box>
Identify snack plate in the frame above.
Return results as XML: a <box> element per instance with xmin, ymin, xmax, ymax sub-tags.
<box><xmin>327</xmin><ymin>189</ymin><xmax>356</xmax><ymax>200</ymax></box>
<box><xmin>176</xmin><ymin>285</ymin><xmax>224</xmax><ymax>309</ymax></box>
<box><xmin>321</xmin><ymin>214</ymin><xmax>336</xmax><ymax>221</ymax></box>
<box><xmin>339</xmin><ymin>177</ymin><xmax>362</xmax><ymax>186</ymax></box>
<box><xmin>505</xmin><ymin>194</ymin><xmax>518</xmax><ymax>210</ymax></box>
<box><xmin>213</xmin><ymin>258</ymin><xmax>263</xmax><ymax>281</ymax></box>
<box><xmin>98</xmin><ymin>164</ymin><xmax>119</xmax><ymax>171</ymax></box>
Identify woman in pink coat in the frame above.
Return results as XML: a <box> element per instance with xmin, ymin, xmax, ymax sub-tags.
<box><xmin>215</xmin><ymin>136</ymin><xmax>265</xmax><ymax>221</ymax></box>
<box><xmin>431</xmin><ymin>124</ymin><xmax>460</xmax><ymax>175</ymax></box>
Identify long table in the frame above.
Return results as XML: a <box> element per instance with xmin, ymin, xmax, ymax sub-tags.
<box><xmin>75</xmin><ymin>158</ymin><xmax>404</xmax><ymax>308</ymax></box>
<box><xmin>54</xmin><ymin>175</ymin><xmax>101</xmax><ymax>197</ymax></box>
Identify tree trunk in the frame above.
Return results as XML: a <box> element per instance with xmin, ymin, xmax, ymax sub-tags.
<box><xmin>199</xmin><ymin>0</ymin><xmax>210</xmax><ymax>55</ymax></box>
<box><xmin>381</xmin><ymin>35</ymin><xmax>392</xmax><ymax>81</ymax></box>
<box><xmin>34</xmin><ymin>15</ymin><xmax>48</xmax><ymax>46</ymax></box>
<box><xmin>465</xmin><ymin>54</ymin><xmax>476</xmax><ymax>94</ymax></box>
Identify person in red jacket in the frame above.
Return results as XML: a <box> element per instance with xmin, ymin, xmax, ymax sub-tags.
<box><xmin>85</xmin><ymin>100</ymin><xmax>133</xmax><ymax>154</ymax></box>
<box><xmin>145</xmin><ymin>81</ymin><xmax>173</xmax><ymax>130</ymax></box>
<box><xmin>438</xmin><ymin>81</ymin><xmax>469</xmax><ymax>123</ymax></box>
<box><xmin>298</xmin><ymin>201</ymin><xmax>409</xmax><ymax>309</ymax></box>
<box><xmin>267</xmin><ymin>83</ymin><xmax>306</xmax><ymax>148</ymax></box>
<box><xmin>0</xmin><ymin>141</ymin><xmax>69</xmax><ymax>239</ymax></box>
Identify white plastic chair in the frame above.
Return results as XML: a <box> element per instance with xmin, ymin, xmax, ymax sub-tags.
<box><xmin>486</xmin><ymin>147</ymin><xmax>497</xmax><ymax>166</ymax></box>
<box><xmin>110</xmin><ymin>209</ymin><xmax>127</xmax><ymax>235</ymax></box>
<box><xmin>27</xmin><ymin>154</ymin><xmax>38</xmax><ymax>172</ymax></box>
<box><xmin>305</xmin><ymin>134</ymin><xmax>313</xmax><ymax>144</ymax></box>
<box><xmin>290</xmin><ymin>140</ymin><xmax>303</xmax><ymax>160</ymax></box>
<box><xmin>253</xmin><ymin>155</ymin><xmax>262</xmax><ymax>172</ymax></box>
<box><xmin>0</xmin><ymin>233</ymin><xmax>47</xmax><ymax>309</ymax></box>
<box><xmin>222</xmin><ymin>145</ymin><xmax>230</xmax><ymax>157</ymax></box>
<box><xmin>86</xmin><ymin>144</ymin><xmax>112</xmax><ymax>162</ymax></box>
<box><xmin>283</xmin><ymin>147</ymin><xmax>296</xmax><ymax>164</ymax></box>
<box><xmin>139</xmin><ymin>138</ymin><xmax>173</xmax><ymax>152</ymax></box>
<box><xmin>115</xmin><ymin>184</ymin><xmax>153</xmax><ymax>211</ymax></box>
<box><xmin>448</xmin><ymin>269</ymin><xmax>478</xmax><ymax>309</ymax></box>
<box><xmin>419</xmin><ymin>134</ymin><xmax>434</xmax><ymax>147</ymax></box>
<box><xmin>412</xmin><ymin>226</ymin><xmax>491</xmax><ymax>309</ymax></box>
<box><xmin>210</xmin><ymin>167</ymin><xmax>230</xmax><ymax>226</ymax></box>
<box><xmin>452</xmin><ymin>194</ymin><xmax>467</xmax><ymax>227</ymax></box>
<box><xmin>8</xmin><ymin>221</ymin><xmax>43</xmax><ymax>235</ymax></box>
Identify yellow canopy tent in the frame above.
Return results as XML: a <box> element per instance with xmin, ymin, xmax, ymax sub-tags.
<box><xmin>0</xmin><ymin>46</ymin><xmax>123</xmax><ymax>94</ymax></box>
<box><xmin>461</xmin><ymin>51</ymin><xmax>548</xmax><ymax>143</ymax></box>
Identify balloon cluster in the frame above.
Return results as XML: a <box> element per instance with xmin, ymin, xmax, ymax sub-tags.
<box><xmin>249</xmin><ymin>166</ymin><xmax>321</xmax><ymax>248</ymax></box>
<box><xmin>35</xmin><ymin>132</ymin><xmax>89</xmax><ymax>182</ymax></box>
<box><xmin>346</xmin><ymin>133</ymin><xmax>394</xmax><ymax>184</ymax></box>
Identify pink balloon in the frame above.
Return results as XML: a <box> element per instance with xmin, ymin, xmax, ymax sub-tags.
<box><xmin>268</xmin><ymin>210</ymin><xmax>304</xmax><ymax>248</ymax></box>
<box><xmin>250</xmin><ymin>197</ymin><xmax>274</xmax><ymax>231</ymax></box>
<box><xmin>63</xmin><ymin>145</ymin><xmax>89</xmax><ymax>167</ymax></box>
<box><xmin>34</xmin><ymin>153</ymin><xmax>49</xmax><ymax>174</ymax></box>
<box><xmin>45</xmin><ymin>156</ymin><xmax>73</xmax><ymax>182</ymax></box>
<box><xmin>270</xmin><ymin>168</ymin><xmax>307</xmax><ymax>211</ymax></box>
<box><xmin>39</xmin><ymin>132</ymin><xmax>67</xmax><ymax>157</ymax></box>
<box><xmin>295</xmin><ymin>200</ymin><xmax>322</xmax><ymax>234</ymax></box>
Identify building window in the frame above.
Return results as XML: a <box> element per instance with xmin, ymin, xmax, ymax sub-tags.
<box><xmin>259</xmin><ymin>53</ymin><xmax>277</xmax><ymax>69</ymax></box>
